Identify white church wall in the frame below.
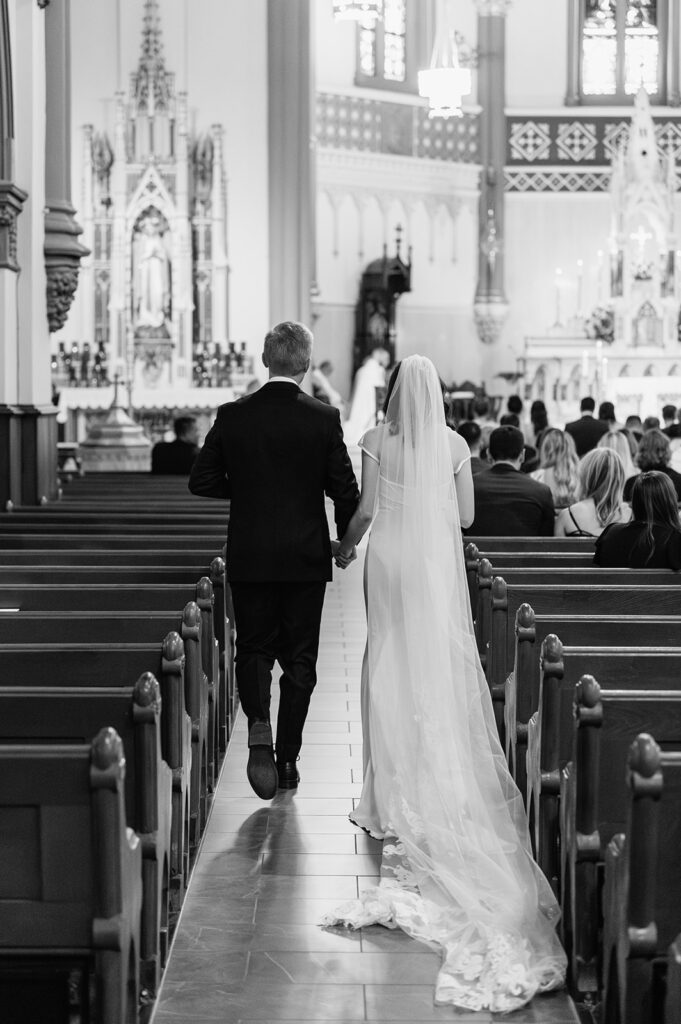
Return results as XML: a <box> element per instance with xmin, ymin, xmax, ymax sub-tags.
<box><xmin>506</xmin><ymin>0</ymin><xmax>568</xmax><ymax>110</ymax></box>
<box><xmin>313</xmin><ymin>7</ymin><xmax>483</xmax><ymax>397</ymax></box>
<box><xmin>68</xmin><ymin>0</ymin><xmax>269</xmax><ymax>362</ymax></box>
<box><xmin>504</xmin><ymin>190</ymin><xmax>611</xmax><ymax>364</ymax></box>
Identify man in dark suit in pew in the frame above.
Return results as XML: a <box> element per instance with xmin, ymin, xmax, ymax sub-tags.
<box><xmin>467</xmin><ymin>426</ymin><xmax>554</xmax><ymax>537</ymax></box>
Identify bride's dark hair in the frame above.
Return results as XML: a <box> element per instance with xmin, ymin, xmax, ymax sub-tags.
<box><xmin>382</xmin><ymin>361</ymin><xmax>401</xmax><ymax>416</ymax></box>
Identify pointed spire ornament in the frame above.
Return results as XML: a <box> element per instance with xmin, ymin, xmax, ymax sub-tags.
<box><xmin>132</xmin><ymin>0</ymin><xmax>173</xmax><ymax>115</ymax></box>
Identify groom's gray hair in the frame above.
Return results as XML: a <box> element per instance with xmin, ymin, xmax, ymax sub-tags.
<box><xmin>264</xmin><ymin>321</ymin><xmax>313</xmax><ymax>375</ymax></box>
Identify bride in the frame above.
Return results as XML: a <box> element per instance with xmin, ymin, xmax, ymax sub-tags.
<box><xmin>325</xmin><ymin>355</ymin><xmax>566</xmax><ymax>1013</ymax></box>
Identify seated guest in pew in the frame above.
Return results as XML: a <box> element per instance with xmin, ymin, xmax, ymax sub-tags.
<box><xmin>597</xmin><ymin>400</ymin><xmax>622</xmax><ymax>432</ymax></box>
<box><xmin>530</xmin><ymin>428</ymin><xmax>579</xmax><ymax>509</ymax></box>
<box><xmin>554</xmin><ymin>448</ymin><xmax>630</xmax><ymax>538</ymax></box>
<box><xmin>467</xmin><ymin>425</ymin><xmax>555</xmax><ymax>536</ymax></box>
<box><xmin>499</xmin><ymin>413</ymin><xmax>539</xmax><ymax>473</ymax></box>
<box><xmin>643</xmin><ymin>415</ymin><xmax>661</xmax><ymax>432</ymax></box>
<box><xmin>597</xmin><ymin>428</ymin><xmax>639</xmax><ymax>487</ymax></box>
<box><xmin>457</xmin><ymin>420</ymin><xmax>487</xmax><ymax>476</ymax></box>
<box><xmin>662</xmin><ymin>403</ymin><xmax>681</xmax><ymax>439</ymax></box>
<box><xmin>151</xmin><ymin>416</ymin><xmax>200</xmax><ymax>475</ymax></box>
<box><xmin>623</xmin><ymin>427</ymin><xmax>681</xmax><ymax>502</ymax></box>
<box><xmin>564</xmin><ymin>396</ymin><xmax>610</xmax><ymax>457</ymax></box>
<box><xmin>595</xmin><ymin>471</ymin><xmax>681</xmax><ymax>569</ymax></box>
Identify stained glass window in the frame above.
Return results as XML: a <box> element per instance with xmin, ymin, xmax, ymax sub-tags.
<box><xmin>356</xmin><ymin>0</ymin><xmax>422</xmax><ymax>91</ymax></box>
<box><xmin>581</xmin><ymin>0</ymin><xmax>662</xmax><ymax>101</ymax></box>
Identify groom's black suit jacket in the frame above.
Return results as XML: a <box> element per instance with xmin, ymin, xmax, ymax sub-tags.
<box><xmin>188</xmin><ymin>382</ymin><xmax>359</xmax><ymax>582</ymax></box>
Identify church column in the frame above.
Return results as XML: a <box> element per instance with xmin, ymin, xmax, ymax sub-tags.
<box><xmin>267</xmin><ymin>0</ymin><xmax>316</xmax><ymax>327</ymax></box>
<box><xmin>43</xmin><ymin>0</ymin><xmax>88</xmax><ymax>338</ymax></box>
<box><xmin>0</xmin><ymin>0</ymin><xmax>28</xmax><ymax>507</ymax></box>
<box><xmin>473</xmin><ymin>0</ymin><xmax>510</xmax><ymax>352</ymax></box>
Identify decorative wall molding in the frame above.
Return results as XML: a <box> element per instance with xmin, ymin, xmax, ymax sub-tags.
<box><xmin>507</xmin><ymin>114</ymin><xmax>681</xmax><ymax>166</ymax></box>
<box><xmin>317</xmin><ymin>147</ymin><xmax>480</xmax><ymax>263</ymax></box>
<box><xmin>316</xmin><ymin>91</ymin><xmax>479</xmax><ymax>165</ymax></box>
<box><xmin>504</xmin><ymin>168</ymin><xmax>611</xmax><ymax>193</ymax></box>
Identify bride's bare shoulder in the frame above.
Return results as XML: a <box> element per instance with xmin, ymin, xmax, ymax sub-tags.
<box><xmin>358</xmin><ymin>424</ymin><xmax>383</xmax><ymax>461</ymax></box>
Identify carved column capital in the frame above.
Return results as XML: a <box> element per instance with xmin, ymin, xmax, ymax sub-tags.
<box><xmin>0</xmin><ymin>181</ymin><xmax>28</xmax><ymax>271</ymax></box>
<box><xmin>473</xmin><ymin>299</ymin><xmax>509</xmax><ymax>345</ymax></box>
<box><xmin>44</xmin><ymin>199</ymin><xmax>89</xmax><ymax>332</ymax></box>
<box><xmin>475</xmin><ymin>0</ymin><xmax>512</xmax><ymax>15</ymax></box>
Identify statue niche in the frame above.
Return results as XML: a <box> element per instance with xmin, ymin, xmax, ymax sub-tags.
<box><xmin>353</xmin><ymin>227</ymin><xmax>411</xmax><ymax>375</ymax></box>
<box><xmin>133</xmin><ymin>207</ymin><xmax>171</xmax><ymax>338</ymax></box>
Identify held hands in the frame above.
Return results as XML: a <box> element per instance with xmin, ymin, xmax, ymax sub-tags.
<box><xmin>331</xmin><ymin>540</ymin><xmax>357</xmax><ymax>570</ymax></box>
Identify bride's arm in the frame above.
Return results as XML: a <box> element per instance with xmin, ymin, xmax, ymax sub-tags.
<box><xmin>337</xmin><ymin>449</ymin><xmax>380</xmax><ymax>562</ymax></box>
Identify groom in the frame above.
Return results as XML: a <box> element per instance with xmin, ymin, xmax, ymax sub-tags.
<box><xmin>189</xmin><ymin>321</ymin><xmax>360</xmax><ymax>799</ymax></box>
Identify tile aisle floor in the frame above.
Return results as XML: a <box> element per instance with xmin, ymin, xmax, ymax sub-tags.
<box><xmin>152</xmin><ymin>538</ymin><xmax>580</xmax><ymax>1024</ymax></box>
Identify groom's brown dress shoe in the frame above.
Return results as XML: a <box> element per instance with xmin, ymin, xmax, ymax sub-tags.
<box><xmin>277</xmin><ymin>761</ymin><xmax>300</xmax><ymax>790</ymax></box>
<box><xmin>247</xmin><ymin>722</ymin><xmax>278</xmax><ymax>800</ymax></box>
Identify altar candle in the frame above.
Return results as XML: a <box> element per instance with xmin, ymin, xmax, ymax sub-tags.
<box><xmin>602</xmin><ymin>356</ymin><xmax>608</xmax><ymax>389</ymax></box>
<box><xmin>576</xmin><ymin>259</ymin><xmax>584</xmax><ymax>318</ymax></box>
<box><xmin>581</xmin><ymin>350</ymin><xmax>589</xmax><ymax>377</ymax></box>
<box><xmin>597</xmin><ymin>249</ymin><xmax>604</xmax><ymax>303</ymax></box>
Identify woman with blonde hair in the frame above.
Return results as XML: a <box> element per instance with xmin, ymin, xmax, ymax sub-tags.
<box><xmin>598</xmin><ymin>429</ymin><xmax>638</xmax><ymax>484</ymax></box>
<box><xmin>554</xmin><ymin>447</ymin><xmax>631</xmax><ymax>537</ymax></box>
<box><xmin>530</xmin><ymin>427</ymin><xmax>579</xmax><ymax>509</ymax></box>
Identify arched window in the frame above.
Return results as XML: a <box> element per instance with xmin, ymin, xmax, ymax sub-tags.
<box><xmin>566</xmin><ymin>0</ymin><xmax>679</xmax><ymax>105</ymax></box>
<box><xmin>355</xmin><ymin>0</ymin><xmax>432</xmax><ymax>93</ymax></box>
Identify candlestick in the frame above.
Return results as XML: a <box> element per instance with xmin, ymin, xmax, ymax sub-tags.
<box><xmin>576</xmin><ymin>259</ymin><xmax>584</xmax><ymax>319</ymax></box>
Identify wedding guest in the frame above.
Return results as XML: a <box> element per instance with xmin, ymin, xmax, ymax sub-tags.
<box><xmin>529</xmin><ymin>400</ymin><xmax>549</xmax><ymax>447</ymax></box>
<box><xmin>598</xmin><ymin>400</ymin><xmax>621</xmax><ymax>431</ymax></box>
<box><xmin>554</xmin><ymin>447</ymin><xmax>631</xmax><ymax>538</ymax></box>
<box><xmin>624</xmin><ymin>428</ymin><xmax>681</xmax><ymax>502</ymax></box>
<box><xmin>662</xmin><ymin>404</ymin><xmax>681</xmax><ymax>439</ymax></box>
<box><xmin>565</xmin><ymin>396</ymin><xmax>609</xmax><ymax>457</ymax></box>
<box><xmin>625</xmin><ymin>414</ymin><xmax>643</xmax><ymax>442</ymax></box>
<box><xmin>457</xmin><ymin>420</ymin><xmax>487</xmax><ymax>475</ymax></box>
<box><xmin>478</xmin><ymin>423</ymin><xmax>496</xmax><ymax>463</ymax></box>
<box><xmin>472</xmin><ymin>396</ymin><xmax>497</xmax><ymax>428</ymax></box>
<box><xmin>151</xmin><ymin>415</ymin><xmax>200</xmax><ymax>475</ymax></box>
<box><xmin>508</xmin><ymin>394</ymin><xmax>534</xmax><ymax>447</ymax></box>
<box><xmin>595</xmin><ymin>471</ymin><xmax>681</xmax><ymax>569</ymax></box>
<box><xmin>643</xmin><ymin>415</ymin><xmax>661</xmax><ymax>432</ymax></box>
<box><xmin>501</xmin><ymin>413</ymin><xmax>539</xmax><ymax>472</ymax></box>
<box><xmin>467</xmin><ymin>425</ymin><xmax>554</xmax><ymax>536</ymax></box>
<box><xmin>311</xmin><ymin>360</ymin><xmax>344</xmax><ymax>412</ymax></box>
<box><xmin>530</xmin><ymin>428</ymin><xmax>579</xmax><ymax>509</ymax></box>
<box><xmin>598</xmin><ymin>429</ymin><xmax>639</xmax><ymax>486</ymax></box>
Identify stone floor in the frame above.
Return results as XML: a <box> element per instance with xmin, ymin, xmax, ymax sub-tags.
<box><xmin>152</xmin><ymin>541</ymin><xmax>580</xmax><ymax>1024</ymax></box>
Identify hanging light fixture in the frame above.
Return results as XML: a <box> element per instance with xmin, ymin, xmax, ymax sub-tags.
<box><xmin>418</xmin><ymin>0</ymin><xmax>472</xmax><ymax>118</ymax></box>
<box><xmin>332</xmin><ymin>0</ymin><xmax>382</xmax><ymax>22</ymax></box>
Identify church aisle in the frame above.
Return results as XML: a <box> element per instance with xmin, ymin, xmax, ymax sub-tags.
<box><xmin>152</xmin><ymin>550</ymin><xmax>578</xmax><ymax>1024</ymax></box>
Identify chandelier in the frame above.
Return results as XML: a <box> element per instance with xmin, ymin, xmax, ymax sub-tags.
<box><xmin>418</xmin><ymin>0</ymin><xmax>472</xmax><ymax>118</ymax></box>
<box><xmin>332</xmin><ymin>0</ymin><xmax>382</xmax><ymax>22</ymax></box>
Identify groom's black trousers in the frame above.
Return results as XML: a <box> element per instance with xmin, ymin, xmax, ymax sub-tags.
<box><xmin>230</xmin><ymin>581</ymin><xmax>327</xmax><ymax>763</ymax></box>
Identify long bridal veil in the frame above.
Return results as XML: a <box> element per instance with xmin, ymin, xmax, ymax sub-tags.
<box><xmin>324</xmin><ymin>356</ymin><xmax>566</xmax><ymax>1012</ymax></box>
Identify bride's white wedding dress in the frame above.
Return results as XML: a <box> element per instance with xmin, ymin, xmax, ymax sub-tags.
<box><xmin>323</xmin><ymin>357</ymin><xmax>566</xmax><ymax>1013</ymax></box>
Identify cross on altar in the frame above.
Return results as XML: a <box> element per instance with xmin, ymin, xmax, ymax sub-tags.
<box><xmin>630</xmin><ymin>225</ymin><xmax>653</xmax><ymax>251</ymax></box>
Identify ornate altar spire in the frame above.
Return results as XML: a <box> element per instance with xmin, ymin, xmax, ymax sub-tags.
<box><xmin>131</xmin><ymin>0</ymin><xmax>173</xmax><ymax>115</ymax></box>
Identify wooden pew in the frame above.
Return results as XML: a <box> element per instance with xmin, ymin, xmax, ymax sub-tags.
<box><xmin>466</xmin><ymin>536</ymin><xmax>595</xmax><ymax>551</ymax></box>
<box><xmin>505</xmin><ymin>606</ymin><xmax>681</xmax><ymax>797</ymax></box>
<box><xmin>482</xmin><ymin>566</ymin><xmax>681</xmax><ymax>687</ymax></box>
<box><xmin>0</xmin><ymin>675</ymin><xmax>172</xmax><ymax>995</ymax></box>
<box><xmin>487</xmin><ymin>581</ymin><xmax>681</xmax><ymax>741</ymax></box>
<box><xmin>0</xmin><ymin>605</ymin><xmax>210</xmax><ymax>851</ymax></box>
<box><xmin>0</xmin><ymin>580</ymin><xmax>221</xmax><ymax>781</ymax></box>
<box><xmin>526</xmin><ymin>638</ymin><xmax>681</xmax><ymax>896</ymax></box>
<box><xmin>0</xmin><ymin>635</ymin><xmax>191</xmax><ymax>895</ymax></box>
<box><xmin>0</xmin><ymin>728</ymin><xmax>142</xmax><ymax>1024</ymax></box>
<box><xmin>559</xmin><ymin>678</ymin><xmax>681</xmax><ymax>1000</ymax></box>
<box><xmin>602</xmin><ymin>735</ymin><xmax>681</xmax><ymax>1024</ymax></box>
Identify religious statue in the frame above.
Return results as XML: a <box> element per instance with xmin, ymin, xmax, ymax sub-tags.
<box><xmin>134</xmin><ymin>213</ymin><xmax>170</xmax><ymax>333</ymax></box>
